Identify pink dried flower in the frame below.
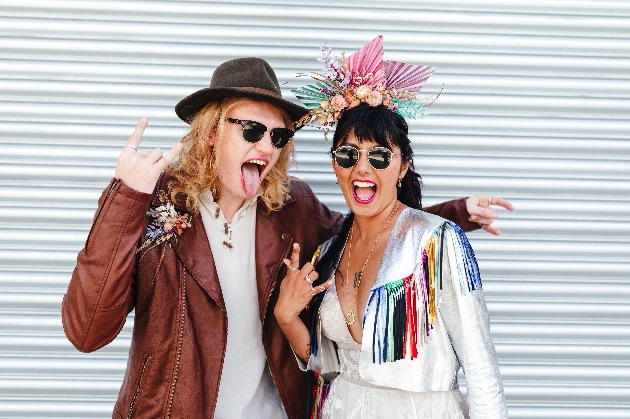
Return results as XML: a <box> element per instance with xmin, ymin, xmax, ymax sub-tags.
<box><xmin>330</xmin><ymin>94</ymin><xmax>347</xmax><ymax>111</ymax></box>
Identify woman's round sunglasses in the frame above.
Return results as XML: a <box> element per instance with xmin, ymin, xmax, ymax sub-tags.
<box><xmin>332</xmin><ymin>145</ymin><xmax>397</xmax><ymax>170</ymax></box>
<box><xmin>227</xmin><ymin>118</ymin><xmax>294</xmax><ymax>149</ymax></box>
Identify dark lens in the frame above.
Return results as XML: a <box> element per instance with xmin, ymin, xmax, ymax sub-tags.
<box><xmin>270</xmin><ymin>128</ymin><xmax>294</xmax><ymax>149</ymax></box>
<box><xmin>241</xmin><ymin>121</ymin><xmax>266</xmax><ymax>143</ymax></box>
<box><xmin>334</xmin><ymin>146</ymin><xmax>359</xmax><ymax>168</ymax></box>
<box><xmin>368</xmin><ymin>147</ymin><xmax>392</xmax><ymax>170</ymax></box>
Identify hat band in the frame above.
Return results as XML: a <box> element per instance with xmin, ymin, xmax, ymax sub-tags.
<box><xmin>238</xmin><ymin>86</ymin><xmax>282</xmax><ymax>98</ymax></box>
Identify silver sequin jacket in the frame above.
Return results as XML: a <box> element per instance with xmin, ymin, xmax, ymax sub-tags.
<box><xmin>301</xmin><ymin>208</ymin><xmax>508</xmax><ymax>419</ymax></box>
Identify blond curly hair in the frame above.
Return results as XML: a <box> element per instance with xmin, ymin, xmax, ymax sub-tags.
<box><xmin>166</xmin><ymin>97</ymin><xmax>295</xmax><ymax>214</ymax></box>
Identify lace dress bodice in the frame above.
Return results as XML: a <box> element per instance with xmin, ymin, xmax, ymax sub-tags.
<box><xmin>319</xmin><ymin>281</ymin><xmax>364</xmax><ymax>382</ymax></box>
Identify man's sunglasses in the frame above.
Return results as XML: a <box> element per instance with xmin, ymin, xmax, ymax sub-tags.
<box><xmin>332</xmin><ymin>145</ymin><xmax>397</xmax><ymax>170</ymax></box>
<box><xmin>227</xmin><ymin>118</ymin><xmax>294</xmax><ymax>149</ymax></box>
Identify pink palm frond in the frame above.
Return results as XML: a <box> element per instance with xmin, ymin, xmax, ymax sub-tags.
<box><xmin>343</xmin><ymin>35</ymin><xmax>385</xmax><ymax>87</ymax></box>
<box><xmin>384</xmin><ymin>61</ymin><xmax>436</xmax><ymax>94</ymax></box>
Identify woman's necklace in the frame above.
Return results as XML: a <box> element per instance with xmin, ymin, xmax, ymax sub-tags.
<box><xmin>343</xmin><ymin>201</ymin><xmax>401</xmax><ymax>326</ymax></box>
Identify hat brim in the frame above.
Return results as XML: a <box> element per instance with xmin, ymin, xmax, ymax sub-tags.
<box><xmin>175</xmin><ymin>87</ymin><xmax>310</xmax><ymax>129</ymax></box>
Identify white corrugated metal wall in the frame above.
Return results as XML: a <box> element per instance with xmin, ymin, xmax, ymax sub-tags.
<box><xmin>0</xmin><ymin>0</ymin><xmax>628</xmax><ymax>417</ymax></box>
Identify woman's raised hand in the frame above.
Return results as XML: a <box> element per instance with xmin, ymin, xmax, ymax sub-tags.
<box><xmin>275</xmin><ymin>243</ymin><xmax>333</xmax><ymax>322</ymax></box>
<box><xmin>466</xmin><ymin>195</ymin><xmax>515</xmax><ymax>236</ymax></box>
<box><xmin>114</xmin><ymin>119</ymin><xmax>184</xmax><ymax>194</ymax></box>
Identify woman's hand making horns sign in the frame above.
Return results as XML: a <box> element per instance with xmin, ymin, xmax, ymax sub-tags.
<box><xmin>114</xmin><ymin>118</ymin><xmax>184</xmax><ymax>193</ymax></box>
<box><xmin>274</xmin><ymin>243</ymin><xmax>333</xmax><ymax>361</ymax></box>
<box><xmin>276</xmin><ymin>243</ymin><xmax>332</xmax><ymax>318</ymax></box>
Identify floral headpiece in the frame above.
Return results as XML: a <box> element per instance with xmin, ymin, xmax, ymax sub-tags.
<box><xmin>292</xmin><ymin>35</ymin><xmax>436</xmax><ymax>138</ymax></box>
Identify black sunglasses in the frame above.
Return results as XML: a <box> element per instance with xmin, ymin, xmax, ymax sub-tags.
<box><xmin>227</xmin><ymin>118</ymin><xmax>294</xmax><ymax>149</ymax></box>
<box><xmin>332</xmin><ymin>145</ymin><xmax>397</xmax><ymax>170</ymax></box>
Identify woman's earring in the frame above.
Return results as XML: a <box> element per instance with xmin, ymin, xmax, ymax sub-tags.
<box><xmin>397</xmin><ymin>176</ymin><xmax>403</xmax><ymax>188</ymax></box>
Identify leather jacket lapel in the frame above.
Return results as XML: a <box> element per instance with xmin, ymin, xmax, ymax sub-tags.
<box><xmin>171</xmin><ymin>213</ymin><xmax>225</xmax><ymax>308</ymax></box>
<box><xmin>255</xmin><ymin>205</ymin><xmax>292</xmax><ymax>322</ymax></box>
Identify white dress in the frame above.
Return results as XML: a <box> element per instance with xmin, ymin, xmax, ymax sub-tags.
<box><xmin>319</xmin><ymin>282</ymin><xmax>470</xmax><ymax>419</ymax></box>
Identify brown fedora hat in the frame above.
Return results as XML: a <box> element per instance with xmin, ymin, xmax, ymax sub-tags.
<box><xmin>175</xmin><ymin>57</ymin><xmax>309</xmax><ymax>125</ymax></box>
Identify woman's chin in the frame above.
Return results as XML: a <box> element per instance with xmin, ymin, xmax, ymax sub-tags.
<box><xmin>345</xmin><ymin>194</ymin><xmax>379</xmax><ymax>216</ymax></box>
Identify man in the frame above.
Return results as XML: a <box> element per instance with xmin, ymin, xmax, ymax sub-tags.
<box><xmin>62</xmin><ymin>58</ymin><xmax>512</xmax><ymax>418</ymax></box>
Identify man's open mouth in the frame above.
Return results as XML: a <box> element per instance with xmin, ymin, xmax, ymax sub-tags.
<box><xmin>352</xmin><ymin>180</ymin><xmax>377</xmax><ymax>204</ymax></box>
<box><xmin>241</xmin><ymin>159</ymin><xmax>267</xmax><ymax>197</ymax></box>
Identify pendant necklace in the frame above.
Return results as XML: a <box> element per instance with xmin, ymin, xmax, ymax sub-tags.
<box><xmin>344</xmin><ymin>201</ymin><xmax>401</xmax><ymax>326</ymax></box>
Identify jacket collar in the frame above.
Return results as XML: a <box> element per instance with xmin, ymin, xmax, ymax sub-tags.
<box><xmin>170</xmin><ymin>212</ymin><xmax>225</xmax><ymax>307</ymax></box>
<box><xmin>155</xmin><ymin>173</ymin><xmax>296</xmax><ymax>317</ymax></box>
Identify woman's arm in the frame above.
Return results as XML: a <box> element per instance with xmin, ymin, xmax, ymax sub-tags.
<box><xmin>274</xmin><ymin>243</ymin><xmax>332</xmax><ymax>363</ymax></box>
<box><xmin>440</xmin><ymin>222</ymin><xmax>508</xmax><ymax>419</ymax></box>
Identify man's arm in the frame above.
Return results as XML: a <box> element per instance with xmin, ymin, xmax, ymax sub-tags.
<box><xmin>62</xmin><ymin>179</ymin><xmax>151</xmax><ymax>352</ymax></box>
<box><xmin>424</xmin><ymin>198</ymin><xmax>480</xmax><ymax>232</ymax></box>
<box><xmin>63</xmin><ymin>119</ymin><xmax>182</xmax><ymax>352</ymax></box>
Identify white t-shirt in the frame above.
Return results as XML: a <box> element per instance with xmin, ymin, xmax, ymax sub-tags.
<box><xmin>199</xmin><ymin>190</ymin><xmax>286</xmax><ymax>419</ymax></box>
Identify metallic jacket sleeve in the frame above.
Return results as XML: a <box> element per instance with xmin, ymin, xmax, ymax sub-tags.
<box><xmin>439</xmin><ymin>225</ymin><xmax>508</xmax><ymax>419</ymax></box>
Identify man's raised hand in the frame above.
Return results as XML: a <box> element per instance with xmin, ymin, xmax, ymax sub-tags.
<box><xmin>114</xmin><ymin>119</ymin><xmax>184</xmax><ymax>194</ymax></box>
<box><xmin>466</xmin><ymin>195</ymin><xmax>515</xmax><ymax>236</ymax></box>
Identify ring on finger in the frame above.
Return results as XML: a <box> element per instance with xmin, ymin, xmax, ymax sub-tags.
<box><xmin>288</xmin><ymin>266</ymin><xmax>299</xmax><ymax>271</ymax></box>
<box><xmin>125</xmin><ymin>144</ymin><xmax>138</xmax><ymax>151</ymax></box>
<box><xmin>488</xmin><ymin>196</ymin><xmax>493</xmax><ymax>206</ymax></box>
<box><xmin>305</xmin><ymin>274</ymin><xmax>313</xmax><ymax>285</ymax></box>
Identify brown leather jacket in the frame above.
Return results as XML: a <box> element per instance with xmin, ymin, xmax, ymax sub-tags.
<box><xmin>62</xmin><ymin>175</ymin><xmax>478</xmax><ymax>419</ymax></box>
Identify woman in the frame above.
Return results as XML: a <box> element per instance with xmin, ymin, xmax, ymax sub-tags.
<box><xmin>274</xmin><ymin>38</ymin><xmax>508</xmax><ymax>419</ymax></box>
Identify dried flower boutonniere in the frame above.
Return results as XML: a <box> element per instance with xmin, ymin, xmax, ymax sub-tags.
<box><xmin>137</xmin><ymin>201</ymin><xmax>191</xmax><ymax>254</ymax></box>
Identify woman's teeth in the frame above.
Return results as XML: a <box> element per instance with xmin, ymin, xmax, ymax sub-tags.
<box><xmin>353</xmin><ymin>180</ymin><xmax>375</xmax><ymax>188</ymax></box>
<box><xmin>352</xmin><ymin>180</ymin><xmax>377</xmax><ymax>203</ymax></box>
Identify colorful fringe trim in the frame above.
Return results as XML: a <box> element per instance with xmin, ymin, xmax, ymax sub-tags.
<box><xmin>365</xmin><ymin>221</ymin><xmax>482</xmax><ymax>364</ymax></box>
<box><xmin>309</xmin><ymin>372</ymin><xmax>330</xmax><ymax>419</ymax></box>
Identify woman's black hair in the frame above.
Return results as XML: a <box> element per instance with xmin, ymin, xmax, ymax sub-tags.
<box><xmin>305</xmin><ymin>106</ymin><xmax>424</xmax><ymax>411</ymax></box>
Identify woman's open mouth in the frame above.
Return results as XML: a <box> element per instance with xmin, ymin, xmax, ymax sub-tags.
<box><xmin>352</xmin><ymin>180</ymin><xmax>377</xmax><ymax>204</ymax></box>
<box><xmin>241</xmin><ymin>158</ymin><xmax>267</xmax><ymax>197</ymax></box>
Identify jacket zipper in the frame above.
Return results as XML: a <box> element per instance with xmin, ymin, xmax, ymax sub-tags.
<box><xmin>165</xmin><ymin>269</ymin><xmax>187</xmax><ymax>419</ymax></box>
<box><xmin>261</xmin><ymin>237</ymin><xmax>293</xmax><ymax>409</ymax></box>
<box><xmin>107</xmin><ymin>179</ymin><xmax>119</xmax><ymax>197</ymax></box>
<box><xmin>127</xmin><ymin>354</ymin><xmax>151</xmax><ymax>419</ymax></box>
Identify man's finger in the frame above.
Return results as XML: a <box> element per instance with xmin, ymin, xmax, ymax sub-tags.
<box><xmin>490</xmin><ymin>196</ymin><xmax>515</xmax><ymax>211</ymax></box>
<box><xmin>483</xmin><ymin>224</ymin><xmax>501</xmax><ymax>236</ymax></box>
<box><xmin>476</xmin><ymin>218</ymin><xmax>494</xmax><ymax>225</ymax></box>
<box><xmin>125</xmin><ymin>118</ymin><xmax>148</xmax><ymax>151</ymax></box>
<box><xmin>146</xmin><ymin>148</ymin><xmax>164</xmax><ymax>164</ymax></box>
<box><xmin>158</xmin><ymin>143</ymin><xmax>184</xmax><ymax>170</ymax></box>
<box><xmin>476</xmin><ymin>206</ymin><xmax>497</xmax><ymax>219</ymax></box>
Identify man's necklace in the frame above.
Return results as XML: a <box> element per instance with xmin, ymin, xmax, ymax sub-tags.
<box><xmin>343</xmin><ymin>201</ymin><xmax>401</xmax><ymax>326</ymax></box>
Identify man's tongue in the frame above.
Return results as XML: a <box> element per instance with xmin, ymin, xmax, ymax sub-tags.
<box><xmin>355</xmin><ymin>186</ymin><xmax>375</xmax><ymax>201</ymax></box>
<box><xmin>241</xmin><ymin>163</ymin><xmax>261</xmax><ymax>197</ymax></box>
